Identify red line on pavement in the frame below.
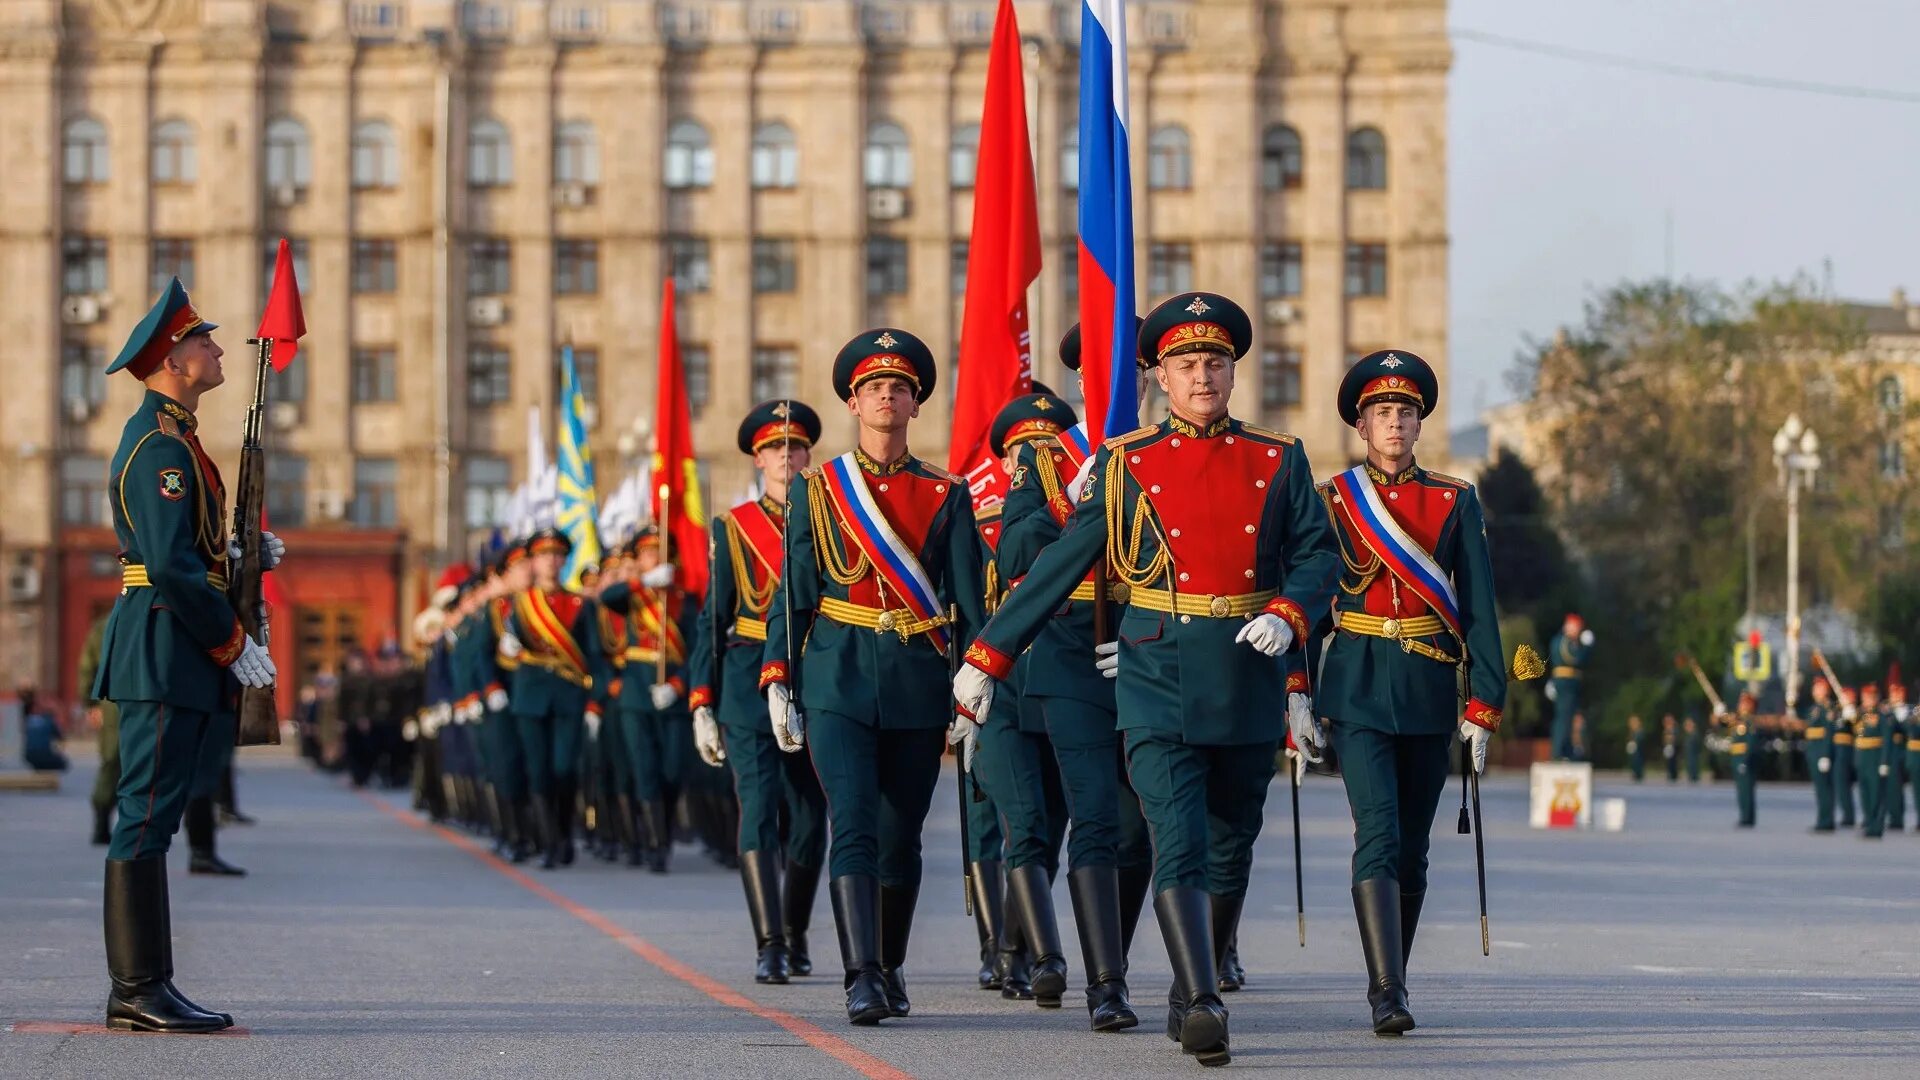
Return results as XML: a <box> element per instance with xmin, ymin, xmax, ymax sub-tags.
<box><xmin>7</xmin><ymin>1022</ymin><xmax>250</xmax><ymax>1037</ymax></box>
<box><xmin>356</xmin><ymin>791</ymin><xmax>913</xmax><ymax>1080</ymax></box>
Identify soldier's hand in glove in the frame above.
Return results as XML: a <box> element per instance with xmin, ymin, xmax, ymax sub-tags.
<box><xmin>1094</xmin><ymin>641</ymin><xmax>1119</xmax><ymax>679</ymax></box>
<box><xmin>227</xmin><ymin>531</ymin><xmax>287</xmax><ymax>571</ymax></box>
<box><xmin>584</xmin><ymin>710</ymin><xmax>601</xmax><ymax>739</ymax></box>
<box><xmin>1818</xmin><ymin>756</ymin><xmax>1831</xmax><ymax>774</ymax></box>
<box><xmin>485</xmin><ymin>687</ymin><xmax>509</xmax><ymax>712</ymax></box>
<box><xmin>1880</xmin><ymin>763</ymin><xmax>1891</xmax><ymax>777</ymax></box>
<box><xmin>641</xmin><ymin>564</ymin><xmax>677</xmax><ymax>589</ymax></box>
<box><xmin>402</xmin><ymin>719</ymin><xmax>419</xmax><ymax>742</ymax></box>
<box><xmin>769</xmin><ymin>683</ymin><xmax>805</xmax><ymax>752</ymax></box>
<box><xmin>952</xmin><ymin>665</ymin><xmax>996</xmax><ymax>727</ymax></box>
<box><xmin>1458</xmin><ymin>717</ymin><xmax>1491</xmax><ymax>774</ymax></box>
<box><xmin>1580</xmin><ymin>628</ymin><xmax>1594</xmax><ymax>647</ymax></box>
<box><xmin>1545</xmin><ymin>681</ymin><xmax>1559</xmax><ymax>702</ymax></box>
<box><xmin>948</xmin><ymin>714</ymin><xmax>980</xmax><ymax>773</ymax></box>
<box><xmin>229</xmin><ymin>634</ymin><xmax>277</xmax><ymax>689</ymax></box>
<box><xmin>1233</xmin><ymin>613</ymin><xmax>1293</xmax><ymax>656</ymax></box>
<box><xmin>1287</xmin><ymin>693</ymin><xmax>1324</xmax><ymax>764</ymax></box>
<box><xmin>694</xmin><ymin>706</ymin><xmax>727</xmax><ymax>766</ymax></box>
<box><xmin>499</xmin><ymin>633</ymin><xmax>524</xmax><ymax>659</ymax></box>
<box><xmin>650</xmin><ymin>682</ymin><xmax>680</xmax><ymax>710</ymax></box>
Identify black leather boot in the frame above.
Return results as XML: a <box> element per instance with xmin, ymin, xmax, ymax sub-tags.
<box><xmin>530</xmin><ymin>796</ymin><xmax>559</xmax><ymax>870</ymax></box>
<box><xmin>157</xmin><ymin>867</ymin><xmax>233</xmax><ymax>1027</ymax></box>
<box><xmin>783</xmin><ymin>861</ymin><xmax>821</xmax><ymax>976</ymax></box>
<box><xmin>1006</xmin><ymin>864</ymin><xmax>1068</xmax><ymax>1008</ymax></box>
<box><xmin>1117</xmin><ymin>862</ymin><xmax>1152</xmax><ymax>962</ymax></box>
<box><xmin>1068</xmin><ymin>866</ymin><xmax>1138</xmax><ymax>1032</ymax></box>
<box><xmin>104</xmin><ymin>858</ymin><xmax>228</xmax><ymax>1032</ymax></box>
<box><xmin>1401</xmin><ymin>889</ymin><xmax>1426</xmax><ymax>966</ymax></box>
<box><xmin>740</xmin><ymin>851</ymin><xmax>791</xmax><ymax>984</ymax></box>
<box><xmin>1211</xmin><ymin>893</ymin><xmax>1245</xmax><ymax>993</ymax></box>
<box><xmin>829</xmin><ymin>876</ymin><xmax>891</xmax><ymax>1025</ymax></box>
<box><xmin>615</xmin><ymin>796</ymin><xmax>642</xmax><ymax>866</ymax></box>
<box><xmin>968</xmin><ymin>860</ymin><xmax>1006</xmax><ymax>989</ymax></box>
<box><xmin>91</xmin><ymin>803</ymin><xmax>112</xmax><ymax>846</ymax></box>
<box><xmin>878</xmin><ymin>881</ymin><xmax>918</xmax><ymax>1017</ymax></box>
<box><xmin>1353</xmin><ymin>879</ymin><xmax>1414</xmax><ymax>1035</ymax></box>
<box><xmin>1158</xmin><ymin>887</ymin><xmax>1229</xmax><ymax>1066</ymax></box>
<box><xmin>554</xmin><ymin>783</ymin><xmax>576</xmax><ymax>866</ymax></box>
<box><xmin>185</xmin><ymin>798</ymin><xmax>245</xmax><ymax>877</ymax></box>
<box><xmin>997</xmin><ymin>901</ymin><xmax>1034</xmax><ymax>1000</ymax></box>
<box><xmin>640</xmin><ymin>800</ymin><xmax>671</xmax><ymax>873</ymax></box>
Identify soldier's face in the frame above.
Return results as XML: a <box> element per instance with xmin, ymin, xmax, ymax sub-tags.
<box><xmin>1155</xmin><ymin>350</ymin><xmax>1233</xmax><ymax>423</ymax></box>
<box><xmin>755</xmin><ymin>443</ymin><xmax>810</xmax><ymax>486</ymax></box>
<box><xmin>1813</xmin><ymin>683</ymin><xmax>1830</xmax><ymax>701</ymax></box>
<box><xmin>1357</xmin><ymin>401</ymin><xmax>1421</xmax><ymax>459</ymax></box>
<box><xmin>167</xmin><ymin>333</ymin><xmax>225</xmax><ymax>391</ymax></box>
<box><xmin>530</xmin><ymin>551</ymin><xmax>561</xmax><ymax>586</ymax></box>
<box><xmin>849</xmin><ymin>377</ymin><xmax>918</xmax><ymax>433</ymax></box>
<box><xmin>634</xmin><ymin>547</ymin><xmax>662</xmax><ymax>574</ymax></box>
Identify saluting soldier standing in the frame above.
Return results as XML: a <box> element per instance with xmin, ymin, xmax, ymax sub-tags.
<box><xmin>689</xmin><ymin>400</ymin><xmax>831</xmax><ymax>983</ymax></box>
<box><xmin>1803</xmin><ymin>677</ymin><xmax>1837</xmax><ymax>832</ymax></box>
<box><xmin>1308</xmin><ymin>350</ymin><xmax>1505</xmax><ymax>1037</ymax></box>
<box><xmin>761</xmin><ymin>330</ymin><xmax>988</xmax><ymax>1026</ymax></box>
<box><xmin>1545</xmin><ymin>614</ymin><xmax>1593</xmax><ymax>761</ymax></box>
<box><xmin>955</xmin><ymin>293</ymin><xmax>1338</xmax><ymax>1067</ymax></box>
<box><xmin>1715</xmin><ymin>692</ymin><xmax>1760</xmax><ymax>828</ymax></box>
<box><xmin>93</xmin><ymin>280</ymin><xmax>283</xmax><ymax>1032</ymax></box>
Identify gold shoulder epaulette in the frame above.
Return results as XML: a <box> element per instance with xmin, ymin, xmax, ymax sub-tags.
<box><xmin>155</xmin><ymin>411</ymin><xmax>184</xmax><ymax>439</ymax></box>
<box><xmin>974</xmin><ymin>503</ymin><xmax>1004</xmax><ymax>522</ymax></box>
<box><xmin>799</xmin><ymin>464</ymin><xmax>825</xmax><ymax>480</ymax></box>
<box><xmin>1315</xmin><ymin>477</ymin><xmax>1336</xmax><ymax>494</ymax></box>
<box><xmin>919</xmin><ymin>462</ymin><xmax>965</xmax><ymax>484</ymax></box>
<box><xmin>1422</xmin><ymin>469</ymin><xmax>1472</xmax><ymax>489</ymax></box>
<box><xmin>1236</xmin><ymin>422</ymin><xmax>1297</xmax><ymax>446</ymax></box>
<box><xmin>1102</xmin><ymin>425</ymin><xmax>1158</xmax><ymax>451</ymax></box>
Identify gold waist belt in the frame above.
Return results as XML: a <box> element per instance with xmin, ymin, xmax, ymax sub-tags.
<box><xmin>1127</xmin><ymin>588</ymin><xmax>1276</xmax><ymax>620</ymax></box>
<box><xmin>1336</xmin><ymin>611</ymin><xmax>1458</xmax><ymax>664</ymax></box>
<box><xmin>732</xmin><ymin>617</ymin><xmax>768</xmax><ymax>642</ymax></box>
<box><xmin>1730</xmin><ymin>742</ymin><xmax>1749</xmax><ymax>754</ymax></box>
<box><xmin>122</xmin><ymin>565</ymin><xmax>229</xmax><ymax>591</ymax></box>
<box><xmin>818</xmin><ymin>597</ymin><xmax>950</xmax><ymax>643</ymax></box>
<box><xmin>1804</xmin><ymin>727</ymin><xmax>1829</xmax><ymax>739</ymax></box>
<box><xmin>521</xmin><ymin>653</ymin><xmax>593</xmax><ymax>690</ymax></box>
<box><xmin>1835</xmin><ymin>733</ymin><xmax>1855</xmax><ymax>745</ymax></box>
<box><xmin>1552</xmin><ymin>666</ymin><xmax>1582</xmax><ymax>678</ymax></box>
<box><xmin>1856</xmin><ymin>736</ymin><xmax>1884</xmax><ymax>750</ymax></box>
<box><xmin>1067</xmin><ymin>580</ymin><xmax>1132</xmax><ymax>604</ymax></box>
<box><xmin>624</xmin><ymin>647</ymin><xmax>664</xmax><ymax>665</ymax></box>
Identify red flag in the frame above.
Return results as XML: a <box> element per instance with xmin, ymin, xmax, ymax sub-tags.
<box><xmin>651</xmin><ymin>280</ymin><xmax>709</xmax><ymax>599</ymax></box>
<box><xmin>257</xmin><ymin>238</ymin><xmax>306</xmax><ymax>372</ymax></box>
<box><xmin>948</xmin><ymin>0</ymin><xmax>1042</xmax><ymax>507</ymax></box>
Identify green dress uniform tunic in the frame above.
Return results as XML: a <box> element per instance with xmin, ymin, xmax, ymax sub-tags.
<box><xmin>1855</xmin><ymin>700</ymin><xmax>1890</xmax><ymax>837</ymax></box>
<box><xmin>1899</xmin><ymin>699</ymin><xmax>1919</xmax><ymax>826</ymax></box>
<box><xmin>1722</xmin><ymin>706</ymin><xmax>1759</xmax><ymax>827</ymax></box>
<box><xmin>1802</xmin><ymin>699</ymin><xmax>1836</xmax><ymax>831</ymax></box>
<box><xmin>599</xmin><ymin>580</ymin><xmax>693</xmax><ymax>807</ymax></box>
<box><xmin>472</xmin><ymin>591</ymin><xmax>526</xmax><ymax>804</ymax></box>
<box><xmin>1546</xmin><ymin>628</ymin><xmax>1594</xmax><ymax>761</ymax></box>
<box><xmin>1832</xmin><ymin>707</ymin><xmax>1858</xmax><ymax>826</ymax></box>
<box><xmin>1627</xmin><ymin>721</ymin><xmax>1647</xmax><ymax>782</ymax></box>
<box><xmin>1684</xmin><ymin>716</ymin><xmax>1705</xmax><ymax>783</ymax></box>
<box><xmin>1887</xmin><ymin>702</ymin><xmax>1908</xmax><ymax>830</ymax></box>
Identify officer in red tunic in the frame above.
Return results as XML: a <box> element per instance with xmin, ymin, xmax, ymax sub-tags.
<box><xmin>954</xmin><ymin>293</ymin><xmax>1340</xmax><ymax>1067</ymax></box>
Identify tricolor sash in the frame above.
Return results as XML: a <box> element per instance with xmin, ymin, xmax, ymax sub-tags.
<box><xmin>514</xmin><ymin>589</ymin><xmax>593</xmax><ymax>687</ymax></box>
<box><xmin>819</xmin><ymin>452</ymin><xmax>949</xmax><ymax>651</ymax></box>
<box><xmin>1328</xmin><ymin>466</ymin><xmax>1461</xmax><ymax>637</ymax></box>
<box><xmin>1059</xmin><ymin>422</ymin><xmax>1093</xmax><ymax>471</ymax></box>
<box><xmin>729</xmin><ymin>501</ymin><xmax>785</xmax><ymax>581</ymax></box>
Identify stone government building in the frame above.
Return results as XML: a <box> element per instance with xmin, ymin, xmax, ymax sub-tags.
<box><xmin>0</xmin><ymin>0</ymin><xmax>1450</xmax><ymax>705</ymax></box>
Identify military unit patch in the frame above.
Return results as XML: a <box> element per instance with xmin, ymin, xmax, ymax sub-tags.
<box><xmin>1010</xmin><ymin>465</ymin><xmax>1029</xmax><ymax>490</ymax></box>
<box><xmin>158</xmin><ymin>467</ymin><xmax>187</xmax><ymax>501</ymax></box>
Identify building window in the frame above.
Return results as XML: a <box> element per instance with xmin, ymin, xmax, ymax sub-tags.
<box><xmin>557</xmin><ymin>347</ymin><xmax>598</xmax><ymax>407</ymax></box>
<box><xmin>950</xmin><ymin>123</ymin><xmax>980</xmax><ymax>190</ymax></box>
<box><xmin>352</xmin><ymin>120</ymin><xmax>399</xmax><ymax>189</ymax></box>
<box><xmin>63</xmin><ymin>117</ymin><xmax>109</xmax><ymax>184</ymax></box>
<box><xmin>264</xmin><ymin>117</ymin><xmax>311</xmax><ymax>191</ymax></box>
<box><xmin>1345</xmin><ymin>243</ymin><xmax>1388</xmax><ymax>296</ymax></box>
<box><xmin>665</xmin><ymin>120</ymin><xmax>714</xmax><ymax>190</ymax></box>
<box><xmin>61</xmin><ymin>342</ymin><xmax>105</xmax><ymax>412</ymax></box>
<box><xmin>262</xmin><ymin>239</ymin><xmax>311</xmax><ymax>300</ymax></box>
<box><xmin>684</xmin><ymin>344</ymin><xmax>711</xmax><ymax>418</ymax></box>
<box><xmin>464</xmin><ymin>456</ymin><xmax>512</xmax><ymax>531</ymax></box>
<box><xmin>1883</xmin><ymin>439</ymin><xmax>1907</xmax><ymax>480</ymax></box>
<box><xmin>1060</xmin><ymin>127</ymin><xmax>1079</xmax><ymax>191</ymax></box>
<box><xmin>352</xmin><ymin>348</ymin><xmax>397</xmax><ymax>402</ymax></box>
<box><xmin>1148</xmin><ymin>125</ymin><xmax>1191</xmax><ymax>191</ymax></box>
<box><xmin>1147</xmin><ymin>243</ymin><xmax>1193</xmax><ymax>296</ymax></box>
<box><xmin>151</xmin><ymin>238</ymin><xmax>195</xmax><ymax>294</ymax></box>
<box><xmin>751</xmin><ymin>346</ymin><xmax>799</xmax><ymax>402</ymax></box>
<box><xmin>951</xmin><ymin>241</ymin><xmax>969</xmax><ymax>296</ymax></box>
<box><xmin>468</xmin><ymin>238</ymin><xmax>511</xmax><ymax>295</ymax></box>
<box><xmin>468</xmin><ymin>117</ymin><xmax>512</xmax><ymax>187</ymax></box>
<box><xmin>1262</xmin><ymin>125</ymin><xmax>1303</xmax><ymax>191</ymax></box>
<box><xmin>352</xmin><ymin>239</ymin><xmax>397</xmax><ymax>294</ymax></box>
<box><xmin>62</xmin><ymin>236</ymin><xmax>108</xmax><ymax>296</ymax></box>
<box><xmin>269</xmin><ymin>350</ymin><xmax>308</xmax><ymax>406</ymax></box>
<box><xmin>1880</xmin><ymin>375</ymin><xmax>1906</xmax><ymax>415</ymax></box>
<box><xmin>152</xmin><ymin>119</ymin><xmax>196</xmax><ymax>185</ymax></box>
<box><xmin>1260</xmin><ymin>242</ymin><xmax>1302</xmax><ymax>299</ymax></box>
<box><xmin>752</xmin><ymin>238</ymin><xmax>797</xmax><ymax>293</ymax></box>
<box><xmin>668</xmin><ymin>236</ymin><xmax>710</xmax><ymax>293</ymax></box>
<box><xmin>865</xmin><ymin>121</ymin><xmax>912</xmax><ymax>188</ymax></box>
<box><xmin>467</xmin><ymin>345</ymin><xmax>511</xmax><ymax>407</ymax></box>
<box><xmin>554</xmin><ymin>239</ymin><xmax>599</xmax><ymax>295</ymax></box>
<box><xmin>752</xmin><ymin>122</ymin><xmax>799</xmax><ymax>189</ymax></box>
<box><xmin>866</xmin><ymin>237</ymin><xmax>909</xmax><ymax>296</ymax></box>
<box><xmin>554</xmin><ymin>120</ymin><xmax>599</xmax><ymax>185</ymax></box>
<box><xmin>350</xmin><ymin>457</ymin><xmax>399</xmax><ymax>527</ymax></box>
<box><xmin>1346</xmin><ymin>127</ymin><xmax>1387</xmax><ymax>190</ymax></box>
<box><xmin>61</xmin><ymin>455</ymin><xmax>107</xmax><ymax>526</ymax></box>
<box><xmin>266</xmin><ymin>454</ymin><xmax>307</xmax><ymax>527</ymax></box>
<box><xmin>1261</xmin><ymin>347</ymin><xmax>1303</xmax><ymax>410</ymax></box>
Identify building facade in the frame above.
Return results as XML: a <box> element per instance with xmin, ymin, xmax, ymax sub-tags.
<box><xmin>0</xmin><ymin>0</ymin><xmax>1451</xmax><ymax>701</ymax></box>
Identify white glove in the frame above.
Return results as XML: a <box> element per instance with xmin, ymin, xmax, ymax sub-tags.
<box><xmin>641</xmin><ymin>564</ymin><xmax>677</xmax><ymax>589</ymax></box>
<box><xmin>435</xmin><ymin>703</ymin><xmax>454</xmax><ymax>730</ymax></box>
<box><xmin>1626</xmin><ymin>740</ymin><xmax>1638</xmax><ymax>754</ymax></box>
<box><xmin>948</xmin><ymin>715</ymin><xmax>980</xmax><ymax>772</ymax></box>
<box><xmin>499</xmin><ymin>633</ymin><xmax>524</xmax><ymax>659</ymax></box>
<box><xmin>1065</xmin><ymin>457</ymin><xmax>1097</xmax><ymax>505</ymax></box>
<box><xmin>1817</xmin><ymin>756</ymin><xmax>1831</xmax><ymax>774</ymax></box>
<box><xmin>1459</xmin><ymin>718</ymin><xmax>1490</xmax><ymax>774</ymax></box>
<box><xmin>262</xmin><ymin>530</ymin><xmax>285</xmax><ymax>570</ymax></box>
<box><xmin>584</xmin><ymin>710</ymin><xmax>601</xmax><ymax>739</ymax></box>
<box><xmin>1712</xmin><ymin>703</ymin><xmax>1730</xmax><ymax>719</ymax></box>
<box><xmin>1544</xmin><ymin>681</ymin><xmax>1559</xmax><ymax>702</ymax></box>
<box><xmin>402</xmin><ymin>719</ymin><xmax>419</xmax><ymax>741</ymax></box>
<box><xmin>485</xmin><ymin>688</ymin><xmax>509</xmax><ymax>712</ymax></box>
<box><xmin>1580</xmin><ymin>629</ymin><xmax>1594</xmax><ymax>646</ymax></box>
<box><xmin>1233</xmin><ymin>613</ymin><xmax>1293</xmax><ymax>657</ymax></box>
<box><xmin>229</xmin><ymin>634</ymin><xmax>277</xmax><ymax>688</ymax></box>
<box><xmin>1879</xmin><ymin>763</ymin><xmax>1891</xmax><ymax>777</ymax></box>
<box><xmin>1287</xmin><ymin>692</ymin><xmax>1324</xmax><ymax>764</ymax></box>
<box><xmin>694</xmin><ymin>706</ymin><xmax>727</xmax><ymax>765</ymax></box>
<box><xmin>952</xmin><ymin>665</ymin><xmax>996</xmax><ymax>727</ymax></box>
<box><xmin>650</xmin><ymin>682</ymin><xmax>680</xmax><ymax>711</ymax></box>
<box><xmin>770</xmin><ymin>682</ymin><xmax>805</xmax><ymax>752</ymax></box>
<box><xmin>1843</xmin><ymin>704</ymin><xmax>1858</xmax><ymax>721</ymax></box>
<box><xmin>1284</xmin><ymin>746</ymin><xmax>1308</xmax><ymax>784</ymax></box>
<box><xmin>1094</xmin><ymin>640</ymin><xmax>1119</xmax><ymax>679</ymax></box>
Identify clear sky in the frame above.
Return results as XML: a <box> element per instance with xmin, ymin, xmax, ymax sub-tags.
<box><xmin>1447</xmin><ymin>0</ymin><xmax>1920</xmax><ymax>428</ymax></box>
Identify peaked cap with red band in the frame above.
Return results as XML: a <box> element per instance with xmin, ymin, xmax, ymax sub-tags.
<box><xmin>106</xmin><ymin>277</ymin><xmax>218</xmax><ymax>379</ymax></box>
<box><xmin>1137</xmin><ymin>293</ymin><xmax>1252</xmax><ymax>367</ymax></box>
<box><xmin>832</xmin><ymin>327</ymin><xmax>938</xmax><ymax>403</ymax></box>
<box><xmin>989</xmin><ymin>392</ymin><xmax>1079</xmax><ymax>458</ymax></box>
<box><xmin>1339</xmin><ymin>348</ymin><xmax>1439</xmax><ymax>426</ymax></box>
<box><xmin>736</xmin><ymin>398</ymin><xmax>823</xmax><ymax>455</ymax></box>
<box><xmin>1059</xmin><ymin>317</ymin><xmax>1148</xmax><ymax>371</ymax></box>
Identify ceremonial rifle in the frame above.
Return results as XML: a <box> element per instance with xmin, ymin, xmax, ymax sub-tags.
<box><xmin>230</xmin><ymin>336</ymin><xmax>280</xmax><ymax>746</ymax></box>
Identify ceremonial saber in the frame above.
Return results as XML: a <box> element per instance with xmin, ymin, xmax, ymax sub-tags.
<box><xmin>1470</xmin><ymin>766</ymin><xmax>1488</xmax><ymax>957</ymax></box>
<box><xmin>1813</xmin><ymin>649</ymin><xmax>1845</xmax><ymax>694</ymax></box>
<box><xmin>946</xmin><ymin>603</ymin><xmax>974</xmax><ymax>917</ymax></box>
<box><xmin>1289</xmin><ymin>752</ymin><xmax>1305</xmax><ymax>946</ymax></box>
<box><xmin>1677</xmin><ymin>653</ymin><xmax>1726</xmax><ymax>715</ymax></box>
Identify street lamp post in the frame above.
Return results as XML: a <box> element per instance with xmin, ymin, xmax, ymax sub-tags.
<box><xmin>1773</xmin><ymin>414</ymin><xmax>1821</xmax><ymax>712</ymax></box>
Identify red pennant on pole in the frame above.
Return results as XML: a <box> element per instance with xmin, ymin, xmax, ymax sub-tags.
<box><xmin>257</xmin><ymin>238</ymin><xmax>306</xmax><ymax>372</ymax></box>
<box><xmin>652</xmin><ymin>279</ymin><xmax>709</xmax><ymax>599</ymax></box>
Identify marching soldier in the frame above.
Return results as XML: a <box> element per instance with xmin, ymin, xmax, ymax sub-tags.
<box><xmin>762</xmin><ymin>329</ymin><xmax>988</xmax><ymax>1025</ymax></box>
<box><xmin>1887</xmin><ymin>680</ymin><xmax>1909</xmax><ymax>831</ymax></box>
<box><xmin>600</xmin><ymin>527</ymin><xmax>695</xmax><ymax>872</ymax></box>
<box><xmin>1834</xmin><ymin>686</ymin><xmax>1859</xmax><ymax>827</ymax></box>
<box><xmin>1855</xmin><ymin>683</ymin><xmax>1890</xmax><ymax>838</ymax></box>
<box><xmin>585</xmin><ymin>545</ymin><xmax>637</xmax><ymax>863</ymax></box>
<box><xmin>1803</xmin><ymin>677</ymin><xmax>1837</xmax><ymax>832</ymax></box>
<box><xmin>958</xmin><ymin>506</ymin><xmax>1023</xmax><ymax>1000</ymax></box>
<box><xmin>1545</xmin><ymin>614</ymin><xmax>1593</xmax><ymax>760</ymax></box>
<box><xmin>1715</xmin><ymin>692</ymin><xmax>1760</xmax><ymax>828</ymax></box>
<box><xmin>93</xmin><ymin>280</ymin><xmax>283</xmax><ymax>1031</ymax></box>
<box><xmin>1660</xmin><ymin>713</ymin><xmax>1680</xmax><ymax>783</ymax></box>
<box><xmin>689</xmin><ymin>400</ymin><xmax>831</xmax><ymax>982</ymax></box>
<box><xmin>1308</xmin><ymin>350</ymin><xmax>1505</xmax><ymax>1037</ymax></box>
<box><xmin>954</xmin><ymin>293</ymin><xmax>1339</xmax><ymax>1067</ymax></box>
<box><xmin>472</xmin><ymin>547</ymin><xmax>533</xmax><ymax>859</ymax></box>
<box><xmin>1625</xmin><ymin>715</ymin><xmax>1646</xmax><ymax>782</ymax></box>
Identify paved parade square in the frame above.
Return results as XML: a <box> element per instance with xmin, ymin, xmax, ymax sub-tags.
<box><xmin>4</xmin><ymin>750</ymin><xmax>1915</xmax><ymax>1079</ymax></box>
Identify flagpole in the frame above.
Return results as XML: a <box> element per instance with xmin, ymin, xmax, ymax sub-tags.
<box><xmin>657</xmin><ymin>480</ymin><xmax>671</xmax><ymax>690</ymax></box>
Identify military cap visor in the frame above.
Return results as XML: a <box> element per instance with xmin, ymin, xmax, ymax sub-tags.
<box><xmin>527</xmin><ymin>528</ymin><xmax>572</xmax><ymax>558</ymax></box>
<box><xmin>833</xmin><ymin>328</ymin><xmax>938</xmax><ymax>403</ymax></box>
<box><xmin>1137</xmin><ymin>294</ymin><xmax>1252</xmax><ymax>367</ymax></box>
<box><xmin>737</xmin><ymin>399</ymin><xmax>823</xmax><ymax>455</ymax></box>
<box><xmin>989</xmin><ymin>392</ymin><xmax>1080</xmax><ymax>458</ymax></box>
<box><xmin>1060</xmin><ymin>318</ymin><xmax>1149</xmax><ymax>371</ymax></box>
<box><xmin>106</xmin><ymin>278</ymin><xmax>218</xmax><ymax>378</ymax></box>
<box><xmin>1338</xmin><ymin>349</ymin><xmax>1439</xmax><ymax>426</ymax></box>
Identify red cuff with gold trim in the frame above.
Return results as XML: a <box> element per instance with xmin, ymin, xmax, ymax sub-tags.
<box><xmin>1464</xmin><ymin>698</ymin><xmax>1503</xmax><ymax>732</ymax></box>
<box><xmin>964</xmin><ymin>640</ymin><xmax>1016</xmax><ymax>680</ymax></box>
<box><xmin>1264</xmin><ymin>597</ymin><xmax>1310</xmax><ymax>649</ymax></box>
<box><xmin>689</xmin><ymin>686</ymin><xmax>713</xmax><ymax>711</ymax></box>
<box><xmin>759</xmin><ymin>661</ymin><xmax>789</xmax><ymax>690</ymax></box>
<box><xmin>668</xmin><ymin>676</ymin><xmax>686</xmax><ymax>696</ymax></box>
<box><xmin>485</xmin><ymin>681</ymin><xmax>503</xmax><ymax>696</ymax></box>
<box><xmin>1285</xmin><ymin>670</ymin><xmax>1310</xmax><ymax>695</ymax></box>
<box><xmin>209</xmin><ymin>620</ymin><xmax>246</xmax><ymax>667</ymax></box>
<box><xmin>586</xmin><ymin>701</ymin><xmax>603</xmax><ymax>717</ymax></box>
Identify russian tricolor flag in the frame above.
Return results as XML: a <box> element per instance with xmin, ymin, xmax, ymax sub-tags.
<box><xmin>1076</xmin><ymin>0</ymin><xmax>1137</xmax><ymax>443</ymax></box>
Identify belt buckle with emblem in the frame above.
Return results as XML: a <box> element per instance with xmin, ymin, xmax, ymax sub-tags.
<box><xmin>875</xmin><ymin>609</ymin><xmax>897</xmax><ymax>635</ymax></box>
<box><xmin>1208</xmin><ymin>595</ymin><xmax>1230</xmax><ymax>618</ymax></box>
<box><xmin>1109</xmin><ymin>581</ymin><xmax>1132</xmax><ymax>606</ymax></box>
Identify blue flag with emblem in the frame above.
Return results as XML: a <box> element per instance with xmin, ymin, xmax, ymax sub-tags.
<box><xmin>555</xmin><ymin>343</ymin><xmax>602</xmax><ymax>589</ymax></box>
